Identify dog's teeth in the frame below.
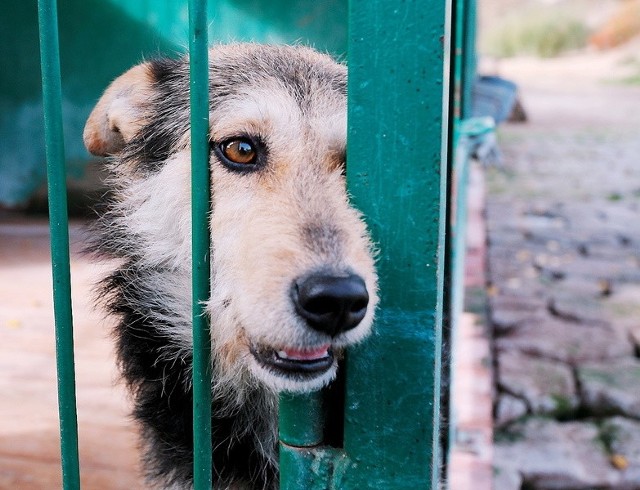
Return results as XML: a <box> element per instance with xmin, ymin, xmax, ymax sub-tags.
<box><xmin>277</xmin><ymin>350</ymin><xmax>289</xmax><ymax>359</ymax></box>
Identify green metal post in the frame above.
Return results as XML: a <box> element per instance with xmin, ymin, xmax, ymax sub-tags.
<box><xmin>189</xmin><ymin>0</ymin><xmax>212</xmax><ymax>487</ymax></box>
<box><xmin>444</xmin><ymin>0</ymin><xmax>480</xmax><ymax>469</ymax></box>
<box><xmin>441</xmin><ymin>0</ymin><xmax>467</xmax><ymax>470</ymax></box>
<box><xmin>279</xmin><ymin>391</ymin><xmax>328</xmax><ymax>489</ymax></box>
<box><xmin>461</xmin><ymin>0</ymin><xmax>477</xmax><ymax>119</ymax></box>
<box><xmin>37</xmin><ymin>0</ymin><xmax>81</xmax><ymax>488</ymax></box>
<box><xmin>344</xmin><ymin>0</ymin><xmax>450</xmax><ymax>487</ymax></box>
<box><xmin>279</xmin><ymin>392</ymin><xmax>324</xmax><ymax>448</ymax></box>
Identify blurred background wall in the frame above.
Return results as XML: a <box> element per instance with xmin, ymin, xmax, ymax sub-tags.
<box><xmin>0</xmin><ymin>0</ymin><xmax>347</xmax><ymax>209</ymax></box>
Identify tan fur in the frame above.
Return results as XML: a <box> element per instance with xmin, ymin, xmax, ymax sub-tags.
<box><xmin>84</xmin><ymin>63</ymin><xmax>153</xmax><ymax>156</ymax></box>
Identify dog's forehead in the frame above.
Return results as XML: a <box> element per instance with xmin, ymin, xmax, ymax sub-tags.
<box><xmin>211</xmin><ymin>82</ymin><xmax>346</xmax><ymax>145</ymax></box>
<box><xmin>206</xmin><ymin>45</ymin><xmax>347</xmax><ymax>143</ymax></box>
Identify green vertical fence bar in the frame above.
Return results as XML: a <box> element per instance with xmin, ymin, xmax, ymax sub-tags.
<box><xmin>442</xmin><ymin>0</ymin><xmax>468</xmax><ymax>467</ymax></box>
<box><xmin>189</xmin><ymin>0</ymin><xmax>212</xmax><ymax>487</ymax></box>
<box><xmin>444</xmin><ymin>0</ymin><xmax>488</xmax><ymax>481</ymax></box>
<box><xmin>279</xmin><ymin>392</ymin><xmax>324</xmax><ymax>448</ymax></box>
<box><xmin>461</xmin><ymin>0</ymin><xmax>477</xmax><ymax>120</ymax></box>
<box><xmin>449</xmin><ymin>0</ymin><xmax>480</xmax><ymax>353</ymax></box>
<box><xmin>344</xmin><ymin>0</ymin><xmax>450</xmax><ymax>487</ymax></box>
<box><xmin>37</xmin><ymin>0</ymin><xmax>81</xmax><ymax>488</ymax></box>
<box><xmin>279</xmin><ymin>359</ymin><xmax>327</xmax><ymax>488</ymax></box>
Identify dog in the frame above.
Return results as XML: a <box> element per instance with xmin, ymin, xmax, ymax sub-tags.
<box><xmin>83</xmin><ymin>44</ymin><xmax>378</xmax><ymax>489</ymax></box>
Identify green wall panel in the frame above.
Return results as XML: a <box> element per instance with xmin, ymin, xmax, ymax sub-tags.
<box><xmin>1</xmin><ymin>0</ymin><xmax>346</xmax><ymax>206</ymax></box>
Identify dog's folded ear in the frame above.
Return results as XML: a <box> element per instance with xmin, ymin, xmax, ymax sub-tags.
<box><xmin>84</xmin><ymin>63</ymin><xmax>153</xmax><ymax>156</ymax></box>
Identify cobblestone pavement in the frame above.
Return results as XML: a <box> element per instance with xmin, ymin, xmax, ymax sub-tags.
<box><xmin>486</xmin><ymin>50</ymin><xmax>640</xmax><ymax>490</ymax></box>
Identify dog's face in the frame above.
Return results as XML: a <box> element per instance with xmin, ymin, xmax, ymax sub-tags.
<box><xmin>84</xmin><ymin>44</ymin><xmax>378</xmax><ymax>394</ymax></box>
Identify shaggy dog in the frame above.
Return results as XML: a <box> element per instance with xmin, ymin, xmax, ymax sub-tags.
<box><xmin>83</xmin><ymin>44</ymin><xmax>378</xmax><ymax>489</ymax></box>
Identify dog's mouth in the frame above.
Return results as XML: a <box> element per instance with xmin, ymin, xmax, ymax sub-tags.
<box><xmin>249</xmin><ymin>343</ymin><xmax>334</xmax><ymax>377</ymax></box>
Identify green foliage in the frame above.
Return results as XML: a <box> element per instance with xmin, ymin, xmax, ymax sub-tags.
<box><xmin>607</xmin><ymin>192</ymin><xmax>623</xmax><ymax>201</ymax></box>
<box><xmin>618</xmin><ymin>57</ymin><xmax>640</xmax><ymax>86</ymax></box>
<box><xmin>620</xmin><ymin>74</ymin><xmax>640</xmax><ymax>85</ymax></box>
<box><xmin>483</xmin><ymin>9</ymin><xmax>589</xmax><ymax>58</ymax></box>
<box><xmin>494</xmin><ymin>423</ymin><xmax>526</xmax><ymax>444</ymax></box>
<box><xmin>597</xmin><ymin>420</ymin><xmax>620</xmax><ymax>454</ymax></box>
<box><xmin>551</xmin><ymin>394</ymin><xmax>576</xmax><ymax>419</ymax></box>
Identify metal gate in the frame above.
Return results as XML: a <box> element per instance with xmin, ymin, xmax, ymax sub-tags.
<box><xmin>37</xmin><ymin>0</ymin><xmax>477</xmax><ymax>487</ymax></box>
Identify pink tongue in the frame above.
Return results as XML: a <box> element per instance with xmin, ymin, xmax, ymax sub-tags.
<box><xmin>280</xmin><ymin>345</ymin><xmax>330</xmax><ymax>361</ymax></box>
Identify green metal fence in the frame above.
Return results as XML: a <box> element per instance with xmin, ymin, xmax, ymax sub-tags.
<box><xmin>38</xmin><ymin>1</ymin><xmax>80</xmax><ymax>487</ymax></box>
<box><xmin>37</xmin><ymin>0</ymin><xmax>479</xmax><ymax>487</ymax></box>
<box><xmin>188</xmin><ymin>0</ymin><xmax>214</xmax><ymax>486</ymax></box>
<box><xmin>443</xmin><ymin>0</ymin><xmax>492</xmax><ymax>474</ymax></box>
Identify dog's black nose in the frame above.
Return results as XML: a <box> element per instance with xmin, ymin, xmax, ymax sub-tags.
<box><xmin>292</xmin><ymin>273</ymin><xmax>369</xmax><ymax>337</ymax></box>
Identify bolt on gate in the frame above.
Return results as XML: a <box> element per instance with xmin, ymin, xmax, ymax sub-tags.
<box><xmin>37</xmin><ymin>0</ymin><xmax>479</xmax><ymax>487</ymax></box>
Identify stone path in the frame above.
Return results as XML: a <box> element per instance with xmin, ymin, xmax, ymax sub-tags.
<box><xmin>486</xmin><ymin>47</ymin><xmax>640</xmax><ymax>490</ymax></box>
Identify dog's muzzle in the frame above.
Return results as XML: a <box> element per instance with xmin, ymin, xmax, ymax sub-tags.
<box><xmin>248</xmin><ymin>272</ymin><xmax>369</xmax><ymax>382</ymax></box>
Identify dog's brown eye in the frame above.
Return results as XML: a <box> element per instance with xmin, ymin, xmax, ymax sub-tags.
<box><xmin>222</xmin><ymin>139</ymin><xmax>256</xmax><ymax>165</ymax></box>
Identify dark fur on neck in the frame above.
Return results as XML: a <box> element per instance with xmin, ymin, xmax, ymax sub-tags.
<box><xmin>98</xmin><ymin>261</ymin><xmax>277</xmax><ymax>489</ymax></box>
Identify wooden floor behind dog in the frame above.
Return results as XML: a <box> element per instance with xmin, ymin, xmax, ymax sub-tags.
<box><xmin>0</xmin><ymin>216</ymin><xmax>141</xmax><ymax>489</ymax></box>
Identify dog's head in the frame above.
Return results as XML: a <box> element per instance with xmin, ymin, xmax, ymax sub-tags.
<box><xmin>84</xmin><ymin>44</ymin><xmax>378</xmax><ymax>394</ymax></box>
